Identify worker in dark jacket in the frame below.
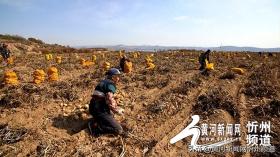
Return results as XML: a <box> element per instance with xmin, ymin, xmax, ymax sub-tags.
<box><xmin>199</xmin><ymin>49</ymin><xmax>211</xmax><ymax>71</ymax></box>
<box><xmin>198</xmin><ymin>49</ymin><xmax>211</xmax><ymax>76</ymax></box>
<box><xmin>119</xmin><ymin>55</ymin><xmax>129</xmax><ymax>72</ymax></box>
<box><xmin>0</xmin><ymin>43</ymin><xmax>11</xmax><ymax>60</ymax></box>
<box><xmin>88</xmin><ymin>68</ymin><xmax>124</xmax><ymax>137</ymax></box>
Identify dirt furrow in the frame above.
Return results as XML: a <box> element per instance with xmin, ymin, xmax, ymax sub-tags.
<box><xmin>148</xmin><ymin>76</ymin><xmax>219</xmax><ymax>156</ymax></box>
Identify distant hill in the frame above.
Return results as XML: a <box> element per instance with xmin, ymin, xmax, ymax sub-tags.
<box><xmin>0</xmin><ymin>34</ymin><xmax>75</xmax><ymax>55</ymax></box>
<box><xmin>2</xmin><ymin>34</ymin><xmax>279</xmax><ymax>53</ymax></box>
<box><xmin>211</xmin><ymin>46</ymin><xmax>280</xmax><ymax>52</ymax></box>
<box><xmin>81</xmin><ymin>45</ymin><xmax>280</xmax><ymax>52</ymax></box>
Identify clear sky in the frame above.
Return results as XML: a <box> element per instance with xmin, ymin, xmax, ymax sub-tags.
<box><xmin>0</xmin><ymin>0</ymin><xmax>279</xmax><ymax>48</ymax></box>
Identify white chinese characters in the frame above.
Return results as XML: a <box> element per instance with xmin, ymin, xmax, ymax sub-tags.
<box><xmin>246</xmin><ymin>121</ymin><xmax>271</xmax><ymax>146</ymax></box>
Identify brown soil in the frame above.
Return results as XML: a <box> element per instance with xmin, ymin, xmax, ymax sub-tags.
<box><xmin>0</xmin><ymin>49</ymin><xmax>279</xmax><ymax>157</ymax></box>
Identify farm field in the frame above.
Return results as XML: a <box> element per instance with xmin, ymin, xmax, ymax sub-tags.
<box><xmin>0</xmin><ymin>43</ymin><xmax>279</xmax><ymax>157</ymax></box>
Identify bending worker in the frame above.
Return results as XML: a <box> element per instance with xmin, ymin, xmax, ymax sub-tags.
<box><xmin>88</xmin><ymin>68</ymin><xmax>124</xmax><ymax>137</ymax></box>
<box><xmin>198</xmin><ymin>49</ymin><xmax>211</xmax><ymax>75</ymax></box>
<box><xmin>119</xmin><ymin>55</ymin><xmax>128</xmax><ymax>72</ymax></box>
<box><xmin>0</xmin><ymin>43</ymin><xmax>11</xmax><ymax>60</ymax></box>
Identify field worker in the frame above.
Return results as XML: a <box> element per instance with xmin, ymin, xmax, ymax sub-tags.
<box><xmin>198</xmin><ymin>49</ymin><xmax>211</xmax><ymax>75</ymax></box>
<box><xmin>120</xmin><ymin>55</ymin><xmax>133</xmax><ymax>73</ymax></box>
<box><xmin>0</xmin><ymin>43</ymin><xmax>11</xmax><ymax>60</ymax></box>
<box><xmin>119</xmin><ymin>55</ymin><xmax>128</xmax><ymax>72</ymax></box>
<box><xmin>88</xmin><ymin>68</ymin><xmax>124</xmax><ymax>137</ymax></box>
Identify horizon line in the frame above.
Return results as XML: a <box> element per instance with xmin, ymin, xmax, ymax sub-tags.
<box><xmin>73</xmin><ymin>44</ymin><xmax>280</xmax><ymax>49</ymax></box>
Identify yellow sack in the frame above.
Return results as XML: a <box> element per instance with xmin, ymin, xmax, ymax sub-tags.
<box><xmin>83</xmin><ymin>61</ymin><xmax>94</xmax><ymax>68</ymax></box>
<box><xmin>34</xmin><ymin>69</ymin><xmax>45</xmax><ymax>76</ymax></box>
<box><xmin>146</xmin><ymin>62</ymin><xmax>155</xmax><ymax>70</ymax></box>
<box><xmin>45</xmin><ymin>54</ymin><xmax>49</xmax><ymax>61</ymax></box>
<box><xmin>45</xmin><ymin>54</ymin><xmax>53</xmax><ymax>61</ymax></box>
<box><xmin>34</xmin><ymin>76</ymin><xmax>44</xmax><ymax>80</ymax></box>
<box><xmin>92</xmin><ymin>55</ymin><xmax>97</xmax><ymax>62</ymax></box>
<box><xmin>47</xmin><ymin>67</ymin><xmax>59</xmax><ymax>81</ymax></box>
<box><xmin>4</xmin><ymin>71</ymin><xmax>19</xmax><ymax>85</ymax></box>
<box><xmin>231</xmin><ymin>68</ymin><xmax>245</xmax><ymax>75</ymax></box>
<box><xmin>133</xmin><ymin>52</ymin><xmax>138</xmax><ymax>59</ymax></box>
<box><xmin>205</xmin><ymin>60</ymin><xmax>214</xmax><ymax>70</ymax></box>
<box><xmin>80</xmin><ymin>58</ymin><xmax>93</xmax><ymax>68</ymax></box>
<box><xmin>33</xmin><ymin>69</ymin><xmax>46</xmax><ymax>84</ymax></box>
<box><xmin>103</xmin><ymin>62</ymin><xmax>110</xmax><ymax>71</ymax></box>
<box><xmin>56</xmin><ymin>56</ymin><xmax>62</xmax><ymax>64</ymax></box>
<box><xmin>7</xmin><ymin>57</ymin><xmax>14</xmax><ymax>65</ymax></box>
<box><xmin>145</xmin><ymin>57</ymin><xmax>153</xmax><ymax>63</ymax></box>
<box><xmin>48</xmin><ymin>67</ymin><xmax>58</xmax><ymax>73</ymax></box>
<box><xmin>124</xmin><ymin>61</ymin><xmax>133</xmax><ymax>73</ymax></box>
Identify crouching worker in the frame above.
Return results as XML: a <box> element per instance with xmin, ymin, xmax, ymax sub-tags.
<box><xmin>88</xmin><ymin>68</ymin><xmax>124</xmax><ymax>137</ymax></box>
<box><xmin>120</xmin><ymin>55</ymin><xmax>132</xmax><ymax>73</ymax></box>
<box><xmin>119</xmin><ymin>55</ymin><xmax>128</xmax><ymax>72</ymax></box>
<box><xmin>198</xmin><ymin>49</ymin><xmax>211</xmax><ymax>75</ymax></box>
<box><xmin>0</xmin><ymin>43</ymin><xmax>11</xmax><ymax>61</ymax></box>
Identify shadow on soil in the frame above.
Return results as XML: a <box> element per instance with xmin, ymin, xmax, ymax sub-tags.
<box><xmin>52</xmin><ymin>114</ymin><xmax>89</xmax><ymax>135</ymax></box>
